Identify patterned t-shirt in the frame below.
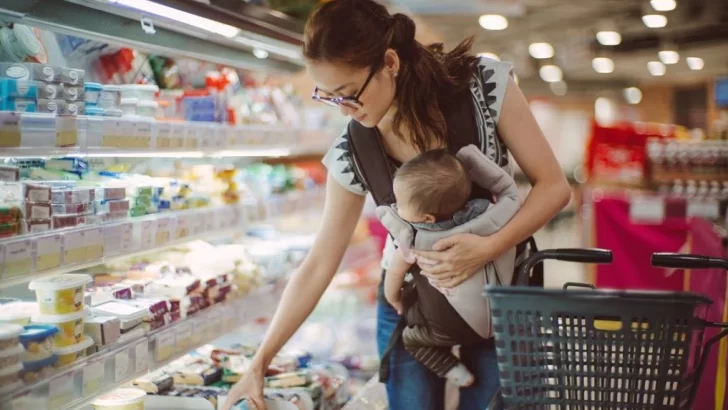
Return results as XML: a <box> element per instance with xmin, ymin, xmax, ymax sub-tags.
<box><xmin>321</xmin><ymin>57</ymin><xmax>514</xmax><ymax>268</ymax></box>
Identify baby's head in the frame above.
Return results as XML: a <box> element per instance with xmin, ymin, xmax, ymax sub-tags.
<box><xmin>393</xmin><ymin>149</ymin><xmax>471</xmax><ymax>224</ymax></box>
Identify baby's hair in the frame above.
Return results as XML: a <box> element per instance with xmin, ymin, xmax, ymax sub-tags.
<box><xmin>395</xmin><ymin>149</ymin><xmax>471</xmax><ymax>220</ymax></box>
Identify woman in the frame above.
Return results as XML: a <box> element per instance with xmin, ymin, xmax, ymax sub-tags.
<box><xmin>222</xmin><ymin>0</ymin><xmax>570</xmax><ymax>408</ymax></box>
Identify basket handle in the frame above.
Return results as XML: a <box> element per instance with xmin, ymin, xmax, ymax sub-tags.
<box><xmin>516</xmin><ymin>248</ymin><xmax>613</xmax><ymax>286</ymax></box>
<box><xmin>651</xmin><ymin>253</ymin><xmax>728</xmax><ymax>270</ymax></box>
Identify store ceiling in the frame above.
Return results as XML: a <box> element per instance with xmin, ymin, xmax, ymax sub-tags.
<box><xmin>390</xmin><ymin>0</ymin><xmax>728</xmax><ymax>94</ymax></box>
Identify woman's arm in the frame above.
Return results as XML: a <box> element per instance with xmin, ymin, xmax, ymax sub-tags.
<box><xmin>251</xmin><ymin>173</ymin><xmax>366</xmax><ymax>369</ymax></box>
<box><xmin>414</xmin><ymin>76</ymin><xmax>570</xmax><ymax>286</ymax></box>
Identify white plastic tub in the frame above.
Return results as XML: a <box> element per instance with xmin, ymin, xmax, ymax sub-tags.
<box><xmin>31</xmin><ymin>307</ymin><xmax>88</xmax><ymax>347</ymax></box>
<box><xmin>0</xmin><ymin>324</ymin><xmax>23</xmax><ymax>351</ymax></box>
<box><xmin>92</xmin><ymin>388</ymin><xmax>146</xmax><ymax>410</ymax></box>
<box><xmin>121</xmin><ymin>84</ymin><xmax>158</xmax><ymax>101</ymax></box>
<box><xmin>120</xmin><ymin>97</ymin><xmax>138</xmax><ymax>117</ymax></box>
<box><xmin>29</xmin><ymin>274</ymin><xmax>92</xmax><ymax>315</ymax></box>
<box><xmin>54</xmin><ymin>336</ymin><xmax>93</xmax><ymax>368</ymax></box>
<box><xmin>136</xmin><ymin>100</ymin><xmax>158</xmax><ymax>119</ymax></box>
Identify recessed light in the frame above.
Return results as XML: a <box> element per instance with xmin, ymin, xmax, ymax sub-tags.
<box><xmin>647</xmin><ymin>61</ymin><xmax>666</xmax><ymax>76</ymax></box>
<box><xmin>659</xmin><ymin>50</ymin><xmax>679</xmax><ymax>65</ymax></box>
<box><xmin>686</xmin><ymin>57</ymin><xmax>704</xmax><ymax>70</ymax></box>
<box><xmin>642</xmin><ymin>14</ymin><xmax>668</xmax><ymax>28</ymax></box>
<box><xmin>479</xmin><ymin>15</ymin><xmax>508</xmax><ymax>31</ymax></box>
<box><xmin>529</xmin><ymin>43</ymin><xmax>554</xmax><ymax>59</ymax></box>
<box><xmin>539</xmin><ymin>65</ymin><xmax>563</xmax><ymax>82</ymax></box>
<box><xmin>623</xmin><ymin>87</ymin><xmax>643</xmax><ymax>104</ymax></box>
<box><xmin>651</xmin><ymin>0</ymin><xmax>676</xmax><ymax>12</ymax></box>
<box><xmin>550</xmin><ymin>81</ymin><xmax>567</xmax><ymax>96</ymax></box>
<box><xmin>592</xmin><ymin>57</ymin><xmax>615</xmax><ymax>74</ymax></box>
<box><xmin>596</xmin><ymin>31</ymin><xmax>621</xmax><ymax>46</ymax></box>
<box><xmin>253</xmin><ymin>48</ymin><xmax>269</xmax><ymax>59</ymax></box>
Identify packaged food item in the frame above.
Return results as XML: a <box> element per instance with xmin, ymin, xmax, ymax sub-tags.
<box><xmin>31</xmin><ymin>308</ymin><xmax>87</xmax><ymax>347</ymax></box>
<box><xmin>51</xmin><ymin>187</ymin><xmax>95</xmax><ymax>204</ymax></box>
<box><xmin>91</xmin><ymin>388</ymin><xmax>146</xmax><ymax>410</ymax></box>
<box><xmin>0</xmin><ymin>323</ymin><xmax>23</xmax><ymax>350</ymax></box>
<box><xmin>0</xmin><ymin>165</ymin><xmax>20</xmax><ymax>182</ymax></box>
<box><xmin>168</xmin><ymin>361</ymin><xmax>222</xmax><ymax>385</ymax></box>
<box><xmin>20</xmin><ymin>354</ymin><xmax>58</xmax><ymax>383</ymax></box>
<box><xmin>98</xmin><ymin>186</ymin><xmax>127</xmax><ymax>201</ymax></box>
<box><xmin>0</xmin><ymin>205</ymin><xmax>22</xmax><ymax>223</ymax></box>
<box><xmin>0</xmin><ymin>62</ymin><xmax>57</xmax><ymax>82</ymax></box>
<box><xmin>60</xmin><ymin>67</ymin><xmax>85</xmax><ymax>85</ymax></box>
<box><xmin>0</xmin><ymin>344</ymin><xmax>23</xmax><ymax>368</ymax></box>
<box><xmin>23</xmin><ymin>182</ymin><xmax>51</xmax><ymax>202</ymax></box>
<box><xmin>36</xmin><ymin>81</ymin><xmax>62</xmax><ymax>99</ymax></box>
<box><xmin>136</xmin><ymin>101</ymin><xmax>158</xmax><ymax>118</ymax></box>
<box><xmin>27</xmin><ymin>219</ymin><xmax>51</xmax><ymax>233</ymax></box>
<box><xmin>120</xmin><ymin>98</ymin><xmax>138</xmax><ymax>116</ymax></box>
<box><xmin>121</xmin><ymin>84</ymin><xmax>159</xmax><ymax>101</ymax></box>
<box><xmin>0</xmin><ymin>302</ymin><xmax>38</xmax><ymax>325</ymax></box>
<box><xmin>29</xmin><ymin>274</ymin><xmax>92</xmax><ymax>315</ymax></box>
<box><xmin>52</xmin><ymin>213</ymin><xmax>88</xmax><ymax>228</ymax></box>
<box><xmin>62</xmin><ymin>85</ymin><xmax>84</xmax><ymax>101</ymax></box>
<box><xmin>91</xmin><ymin>300</ymin><xmax>148</xmax><ymax>332</ymax></box>
<box><xmin>0</xmin><ymin>221</ymin><xmax>21</xmax><ymax>238</ymax></box>
<box><xmin>96</xmin><ymin>198</ymin><xmax>130</xmax><ymax>214</ymax></box>
<box><xmin>37</xmin><ymin>99</ymin><xmax>67</xmax><ymax>114</ymax></box>
<box><xmin>54</xmin><ymin>336</ymin><xmax>92</xmax><ymax>367</ymax></box>
<box><xmin>85</xmin><ymin>82</ymin><xmax>103</xmax><ymax>106</ymax></box>
<box><xmin>66</xmin><ymin>101</ymin><xmax>85</xmax><ymax>116</ymax></box>
<box><xmin>99</xmin><ymin>85</ymin><xmax>122</xmax><ymax>110</ymax></box>
<box><xmin>51</xmin><ymin>202</ymin><xmax>93</xmax><ymax>215</ymax></box>
<box><xmin>0</xmin><ymin>362</ymin><xmax>22</xmax><ymax>392</ymax></box>
<box><xmin>19</xmin><ymin>324</ymin><xmax>57</xmax><ymax>362</ymax></box>
<box><xmin>132</xmin><ymin>370</ymin><xmax>174</xmax><ymax>394</ymax></box>
<box><xmin>84</xmin><ymin>316</ymin><xmax>121</xmax><ymax>346</ymax></box>
<box><xmin>0</xmin><ymin>78</ymin><xmax>37</xmax><ymax>98</ymax></box>
<box><xmin>25</xmin><ymin>201</ymin><xmax>52</xmax><ymax>219</ymax></box>
<box><xmin>265</xmin><ymin>371</ymin><xmax>310</xmax><ymax>389</ymax></box>
<box><xmin>3</xmin><ymin>98</ymin><xmax>36</xmax><ymax>112</ymax></box>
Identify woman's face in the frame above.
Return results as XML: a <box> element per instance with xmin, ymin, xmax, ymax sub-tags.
<box><xmin>307</xmin><ymin>53</ymin><xmax>398</xmax><ymax>128</ymax></box>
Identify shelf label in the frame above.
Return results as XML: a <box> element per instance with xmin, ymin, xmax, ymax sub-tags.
<box><xmin>135</xmin><ymin>341</ymin><xmax>149</xmax><ymax>373</ymax></box>
<box><xmin>189</xmin><ymin>318</ymin><xmax>204</xmax><ymax>346</ymax></box>
<box><xmin>204</xmin><ymin>210</ymin><xmax>216</xmax><ymax>232</ymax></box>
<box><xmin>190</xmin><ymin>212</ymin><xmax>205</xmax><ymax>236</ymax></box>
<box><xmin>170</xmin><ymin>123</ymin><xmax>186</xmax><ymax>149</ymax></box>
<box><xmin>134</xmin><ymin>120</ymin><xmax>153</xmax><ymax>149</ymax></box>
<box><xmin>176</xmin><ymin>214</ymin><xmax>190</xmax><ymax>239</ymax></box>
<box><xmin>629</xmin><ymin>196</ymin><xmax>665</xmax><ymax>224</ymax></box>
<box><xmin>155</xmin><ymin>217</ymin><xmax>173</xmax><ymax>246</ymax></box>
<box><xmin>155</xmin><ymin>331</ymin><xmax>176</xmax><ymax>362</ymax></box>
<box><xmin>85</xmin><ymin>227</ymin><xmax>104</xmax><ymax>261</ymax></box>
<box><xmin>48</xmin><ymin>372</ymin><xmax>75</xmax><ymax>410</ymax></box>
<box><xmin>103</xmin><ymin>224</ymin><xmax>123</xmax><ymax>256</ymax></box>
<box><xmin>140</xmin><ymin>220</ymin><xmax>155</xmax><ymax>249</ymax></box>
<box><xmin>114</xmin><ymin>349</ymin><xmax>130</xmax><ymax>382</ymax></box>
<box><xmin>33</xmin><ymin>234</ymin><xmax>62</xmax><ymax>272</ymax></box>
<box><xmin>156</xmin><ymin>122</ymin><xmax>172</xmax><ymax>148</ymax></box>
<box><xmin>185</xmin><ymin>124</ymin><xmax>202</xmax><ymax>149</ymax></box>
<box><xmin>176</xmin><ymin>322</ymin><xmax>192</xmax><ymax>351</ymax></box>
<box><xmin>0</xmin><ymin>112</ymin><xmax>21</xmax><ymax>147</ymax></box>
<box><xmin>120</xmin><ymin>223</ymin><xmax>134</xmax><ymax>252</ymax></box>
<box><xmin>4</xmin><ymin>239</ymin><xmax>31</xmax><ymax>279</ymax></box>
<box><xmin>199</xmin><ymin>125</ymin><xmax>214</xmax><ymax>149</ymax></box>
<box><xmin>82</xmin><ymin>360</ymin><xmax>105</xmax><ymax>396</ymax></box>
<box><xmin>62</xmin><ymin>230</ymin><xmax>86</xmax><ymax>264</ymax></box>
<box><xmin>55</xmin><ymin>116</ymin><xmax>79</xmax><ymax>147</ymax></box>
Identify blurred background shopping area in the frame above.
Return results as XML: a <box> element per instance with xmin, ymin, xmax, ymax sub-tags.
<box><xmin>0</xmin><ymin>0</ymin><xmax>726</xmax><ymax>409</ymax></box>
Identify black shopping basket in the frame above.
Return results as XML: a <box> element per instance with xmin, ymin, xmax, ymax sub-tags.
<box><xmin>485</xmin><ymin>249</ymin><xmax>728</xmax><ymax>410</ymax></box>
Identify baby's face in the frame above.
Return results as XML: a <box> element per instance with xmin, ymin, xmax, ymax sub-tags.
<box><xmin>393</xmin><ymin>179</ymin><xmax>433</xmax><ymax>224</ymax></box>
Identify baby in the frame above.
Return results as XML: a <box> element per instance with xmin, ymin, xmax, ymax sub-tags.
<box><xmin>379</xmin><ymin>147</ymin><xmax>520</xmax><ymax>387</ymax></box>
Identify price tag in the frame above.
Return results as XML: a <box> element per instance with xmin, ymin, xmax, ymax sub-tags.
<box><xmin>4</xmin><ymin>239</ymin><xmax>31</xmax><ymax>279</ymax></box>
<box><xmin>55</xmin><ymin>116</ymin><xmax>79</xmax><ymax>147</ymax></box>
<box><xmin>155</xmin><ymin>217</ymin><xmax>172</xmax><ymax>246</ymax></box>
<box><xmin>211</xmin><ymin>312</ymin><xmax>223</xmax><ymax>336</ymax></box>
<box><xmin>85</xmin><ymin>116</ymin><xmax>104</xmax><ymax>148</ymax></box>
<box><xmin>176</xmin><ymin>323</ymin><xmax>192</xmax><ymax>351</ymax></box>
<box><xmin>33</xmin><ymin>235</ymin><xmax>62</xmax><ymax>271</ymax></box>
<box><xmin>156</xmin><ymin>122</ymin><xmax>172</xmax><ymax>149</ymax></box>
<box><xmin>629</xmin><ymin>196</ymin><xmax>665</xmax><ymax>223</ymax></box>
<box><xmin>170</xmin><ymin>123</ymin><xmax>186</xmax><ymax>149</ymax></box>
<box><xmin>48</xmin><ymin>373</ymin><xmax>75</xmax><ymax>410</ymax></box>
<box><xmin>0</xmin><ymin>111</ymin><xmax>21</xmax><ymax>147</ymax></box>
<box><xmin>62</xmin><ymin>230</ymin><xmax>86</xmax><ymax>264</ymax></box>
<box><xmin>85</xmin><ymin>227</ymin><xmax>104</xmax><ymax>261</ymax></box>
<box><xmin>104</xmin><ymin>224</ymin><xmax>123</xmax><ymax>256</ymax></box>
<box><xmin>135</xmin><ymin>341</ymin><xmax>149</xmax><ymax>373</ymax></box>
<box><xmin>141</xmin><ymin>220</ymin><xmax>155</xmax><ymax>249</ymax></box>
<box><xmin>189</xmin><ymin>318</ymin><xmax>204</xmax><ymax>346</ymax></box>
<box><xmin>176</xmin><ymin>214</ymin><xmax>190</xmax><ymax>239</ymax></box>
<box><xmin>214</xmin><ymin>125</ymin><xmax>227</xmax><ymax>148</ymax></box>
<box><xmin>82</xmin><ymin>360</ymin><xmax>105</xmax><ymax>396</ymax></box>
<box><xmin>134</xmin><ymin>120</ymin><xmax>153</xmax><ymax>149</ymax></box>
<box><xmin>190</xmin><ymin>212</ymin><xmax>205</xmax><ymax>236</ymax></box>
<box><xmin>120</xmin><ymin>222</ymin><xmax>134</xmax><ymax>252</ymax></box>
<box><xmin>687</xmin><ymin>199</ymin><xmax>720</xmax><ymax>220</ymax></box>
<box><xmin>102</xmin><ymin>119</ymin><xmax>122</xmax><ymax>148</ymax></box>
<box><xmin>155</xmin><ymin>331</ymin><xmax>176</xmax><ymax>362</ymax></box>
<box><xmin>114</xmin><ymin>349</ymin><xmax>130</xmax><ymax>382</ymax></box>
<box><xmin>185</xmin><ymin>124</ymin><xmax>201</xmax><ymax>149</ymax></box>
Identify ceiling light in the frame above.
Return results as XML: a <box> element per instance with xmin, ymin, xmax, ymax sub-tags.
<box><xmin>647</xmin><ymin>61</ymin><xmax>666</xmax><ymax>76</ymax></box>
<box><xmin>478</xmin><ymin>52</ymin><xmax>500</xmax><ymax>61</ymax></box>
<box><xmin>253</xmin><ymin>48</ymin><xmax>269</xmax><ymax>59</ymax></box>
<box><xmin>623</xmin><ymin>87</ymin><xmax>643</xmax><ymax>104</ymax></box>
<box><xmin>596</xmin><ymin>31</ymin><xmax>621</xmax><ymax>46</ymax></box>
<box><xmin>651</xmin><ymin>0</ymin><xmax>677</xmax><ymax>12</ymax></box>
<box><xmin>686</xmin><ymin>57</ymin><xmax>704</xmax><ymax>70</ymax></box>
<box><xmin>110</xmin><ymin>0</ymin><xmax>240</xmax><ymax>37</ymax></box>
<box><xmin>479</xmin><ymin>15</ymin><xmax>508</xmax><ymax>31</ymax></box>
<box><xmin>658</xmin><ymin>50</ymin><xmax>679</xmax><ymax>65</ymax></box>
<box><xmin>592</xmin><ymin>57</ymin><xmax>615</xmax><ymax>74</ymax></box>
<box><xmin>539</xmin><ymin>65</ymin><xmax>563</xmax><ymax>83</ymax></box>
<box><xmin>550</xmin><ymin>81</ymin><xmax>567</xmax><ymax>96</ymax></box>
<box><xmin>642</xmin><ymin>14</ymin><xmax>668</xmax><ymax>28</ymax></box>
<box><xmin>529</xmin><ymin>43</ymin><xmax>554</xmax><ymax>59</ymax></box>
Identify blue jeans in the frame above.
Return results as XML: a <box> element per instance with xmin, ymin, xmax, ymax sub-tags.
<box><xmin>376</xmin><ymin>295</ymin><xmax>501</xmax><ymax>410</ymax></box>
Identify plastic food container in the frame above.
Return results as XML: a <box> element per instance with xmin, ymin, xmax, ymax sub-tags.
<box><xmin>54</xmin><ymin>336</ymin><xmax>92</xmax><ymax>367</ymax></box>
<box><xmin>85</xmin><ymin>106</ymin><xmax>105</xmax><ymax>116</ymax></box>
<box><xmin>0</xmin><ymin>362</ymin><xmax>22</xmax><ymax>392</ymax></box>
<box><xmin>92</xmin><ymin>388</ymin><xmax>147</xmax><ymax>410</ymax></box>
<box><xmin>136</xmin><ymin>101</ymin><xmax>158</xmax><ymax>119</ymax></box>
<box><xmin>120</xmin><ymin>97</ymin><xmax>138</xmax><ymax>116</ymax></box>
<box><xmin>0</xmin><ymin>301</ymin><xmax>38</xmax><ymax>325</ymax></box>
<box><xmin>20</xmin><ymin>354</ymin><xmax>57</xmax><ymax>383</ymax></box>
<box><xmin>29</xmin><ymin>274</ymin><xmax>92</xmax><ymax>315</ymax></box>
<box><xmin>0</xmin><ymin>344</ymin><xmax>23</xmax><ymax>368</ymax></box>
<box><xmin>31</xmin><ymin>308</ymin><xmax>88</xmax><ymax>347</ymax></box>
<box><xmin>0</xmin><ymin>324</ymin><xmax>23</xmax><ymax>350</ymax></box>
<box><xmin>19</xmin><ymin>324</ymin><xmax>58</xmax><ymax>362</ymax></box>
<box><xmin>85</xmin><ymin>82</ymin><xmax>103</xmax><ymax>106</ymax></box>
<box><xmin>121</xmin><ymin>84</ymin><xmax>158</xmax><ymax>101</ymax></box>
<box><xmin>99</xmin><ymin>85</ymin><xmax>122</xmax><ymax>110</ymax></box>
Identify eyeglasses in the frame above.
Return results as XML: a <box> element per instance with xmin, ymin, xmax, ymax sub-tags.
<box><xmin>311</xmin><ymin>67</ymin><xmax>377</xmax><ymax>109</ymax></box>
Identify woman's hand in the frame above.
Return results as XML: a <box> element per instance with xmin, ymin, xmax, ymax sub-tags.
<box><xmin>414</xmin><ymin>233</ymin><xmax>498</xmax><ymax>288</ymax></box>
<box><xmin>221</xmin><ymin>364</ymin><xmax>267</xmax><ymax>410</ymax></box>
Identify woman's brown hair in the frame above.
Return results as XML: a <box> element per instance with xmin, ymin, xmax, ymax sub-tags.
<box><xmin>303</xmin><ymin>0</ymin><xmax>479</xmax><ymax>153</ymax></box>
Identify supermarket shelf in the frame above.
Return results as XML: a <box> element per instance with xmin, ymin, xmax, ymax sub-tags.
<box><xmin>0</xmin><ymin>0</ymin><xmax>304</xmax><ymax>73</ymax></box>
<box><xmin>1</xmin><ymin>280</ymin><xmax>287</xmax><ymax>410</ymax></box>
<box><xmin>0</xmin><ymin>113</ymin><xmax>334</xmax><ymax>159</ymax></box>
<box><xmin>0</xmin><ymin>189</ymin><xmax>324</xmax><ymax>290</ymax></box>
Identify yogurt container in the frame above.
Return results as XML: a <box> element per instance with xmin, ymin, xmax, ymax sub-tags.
<box><xmin>20</xmin><ymin>354</ymin><xmax>57</xmax><ymax>384</ymax></box>
<box><xmin>19</xmin><ymin>324</ymin><xmax>58</xmax><ymax>362</ymax></box>
<box><xmin>31</xmin><ymin>308</ymin><xmax>87</xmax><ymax>347</ymax></box>
<box><xmin>85</xmin><ymin>82</ymin><xmax>103</xmax><ymax>106</ymax></box>
<box><xmin>85</xmin><ymin>106</ymin><xmax>105</xmax><ymax>116</ymax></box>
<box><xmin>121</xmin><ymin>84</ymin><xmax>158</xmax><ymax>101</ymax></box>
<box><xmin>29</xmin><ymin>274</ymin><xmax>92</xmax><ymax>314</ymax></box>
<box><xmin>120</xmin><ymin>98</ymin><xmax>138</xmax><ymax>116</ymax></box>
<box><xmin>0</xmin><ymin>323</ymin><xmax>23</xmax><ymax>350</ymax></box>
<box><xmin>136</xmin><ymin>101</ymin><xmax>158</xmax><ymax>119</ymax></box>
<box><xmin>54</xmin><ymin>336</ymin><xmax>92</xmax><ymax>367</ymax></box>
<box><xmin>0</xmin><ymin>362</ymin><xmax>22</xmax><ymax>393</ymax></box>
<box><xmin>0</xmin><ymin>301</ymin><xmax>39</xmax><ymax>325</ymax></box>
<box><xmin>0</xmin><ymin>344</ymin><xmax>23</xmax><ymax>368</ymax></box>
<box><xmin>92</xmin><ymin>388</ymin><xmax>146</xmax><ymax>410</ymax></box>
<box><xmin>99</xmin><ymin>85</ymin><xmax>122</xmax><ymax>110</ymax></box>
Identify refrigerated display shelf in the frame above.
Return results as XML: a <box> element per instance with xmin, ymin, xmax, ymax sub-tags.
<box><xmin>0</xmin><ymin>280</ymin><xmax>286</xmax><ymax>410</ymax></box>
<box><xmin>0</xmin><ymin>112</ymin><xmax>334</xmax><ymax>158</ymax></box>
<box><xmin>0</xmin><ymin>189</ymin><xmax>323</xmax><ymax>289</ymax></box>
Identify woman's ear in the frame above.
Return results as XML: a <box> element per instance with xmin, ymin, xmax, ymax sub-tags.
<box><xmin>383</xmin><ymin>49</ymin><xmax>401</xmax><ymax>76</ymax></box>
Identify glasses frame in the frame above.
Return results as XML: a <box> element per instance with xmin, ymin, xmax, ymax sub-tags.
<box><xmin>311</xmin><ymin>66</ymin><xmax>378</xmax><ymax>109</ymax></box>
